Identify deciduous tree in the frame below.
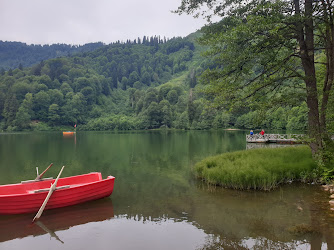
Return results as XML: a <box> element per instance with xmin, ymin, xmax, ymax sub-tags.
<box><xmin>177</xmin><ymin>0</ymin><xmax>334</xmax><ymax>159</ymax></box>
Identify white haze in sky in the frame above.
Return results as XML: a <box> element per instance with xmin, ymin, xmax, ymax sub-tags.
<box><xmin>0</xmin><ymin>0</ymin><xmax>209</xmax><ymax>45</ymax></box>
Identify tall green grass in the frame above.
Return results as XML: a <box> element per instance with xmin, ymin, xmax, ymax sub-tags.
<box><xmin>195</xmin><ymin>146</ymin><xmax>317</xmax><ymax>191</ymax></box>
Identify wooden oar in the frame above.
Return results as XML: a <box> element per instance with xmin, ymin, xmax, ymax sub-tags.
<box><xmin>32</xmin><ymin>166</ymin><xmax>65</xmax><ymax>222</ymax></box>
<box><xmin>35</xmin><ymin>163</ymin><xmax>53</xmax><ymax>181</ymax></box>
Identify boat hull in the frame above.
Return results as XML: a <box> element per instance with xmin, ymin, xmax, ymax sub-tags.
<box><xmin>0</xmin><ymin>173</ymin><xmax>115</xmax><ymax>214</ymax></box>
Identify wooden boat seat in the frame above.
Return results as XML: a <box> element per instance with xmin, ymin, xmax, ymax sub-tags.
<box><xmin>21</xmin><ymin>177</ymin><xmax>54</xmax><ymax>184</ymax></box>
<box><xmin>28</xmin><ymin>185</ymin><xmax>71</xmax><ymax>194</ymax></box>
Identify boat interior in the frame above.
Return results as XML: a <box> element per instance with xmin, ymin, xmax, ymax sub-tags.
<box><xmin>0</xmin><ymin>172</ymin><xmax>103</xmax><ymax>196</ymax></box>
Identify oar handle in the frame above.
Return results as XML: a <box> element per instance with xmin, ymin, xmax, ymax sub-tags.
<box><xmin>52</xmin><ymin>166</ymin><xmax>65</xmax><ymax>189</ymax></box>
<box><xmin>35</xmin><ymin>163</ymin><xmax>53</xmax><ymax>180</ymax></box>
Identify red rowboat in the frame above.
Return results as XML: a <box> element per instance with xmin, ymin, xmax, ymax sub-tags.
<box><xmin>0</xmin><ymin>172</ymin><xmax>115</xmax><ymax>215</ymax></box>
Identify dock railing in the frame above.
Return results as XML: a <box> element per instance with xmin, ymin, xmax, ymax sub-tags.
<box><xmin>246</xmin><ymin>134</ymin><xmax>304</xmax><ymax>143</ymax></box>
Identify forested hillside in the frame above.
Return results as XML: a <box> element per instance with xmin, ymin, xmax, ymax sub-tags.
<box><xmin>0</xmin><ymin>33</ymin><xmax>309</xmax><ymax>132</ymax></box>
<box><xmin>0</xmin><ymin>41</ymin><xmax>105</xmax><ymax>70</ymax></box>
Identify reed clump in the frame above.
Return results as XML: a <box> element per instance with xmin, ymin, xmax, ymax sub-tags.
<box><xmin>195</xmin><ymin>146</ymin><xmax>317</xmax><ymax>191</ymax></box>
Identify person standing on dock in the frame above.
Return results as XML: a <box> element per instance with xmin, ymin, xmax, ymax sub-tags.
<box><xmin>250</xmin><ymin>130</ymin><xmax>254</xmax><ymax>136</ymax></box>
<box><xmin>260</xmin><ymin>129</ymin><xmax>265</xmax><ymax>135</ymax></box>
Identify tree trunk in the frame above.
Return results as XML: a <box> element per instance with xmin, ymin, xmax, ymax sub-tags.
<box><xmin>306</xmin><ymin>80</ymin><xmax>322</xmax><ymax>154</ymax></box>
<box><xmin>294</xmin><ymin>0</ymin><xmax>322</xmax><ymax>154</ymax></box>
<box><xmin>319</xmin><ymin>0</ymin><xmax>334</xmax><ymax>141</ymax></box>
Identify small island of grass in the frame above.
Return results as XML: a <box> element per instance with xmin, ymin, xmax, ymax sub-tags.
<box><xmin>194</xmin><ymin>146</ymin><xmax>317</xmax><ymax>191</ymax></box>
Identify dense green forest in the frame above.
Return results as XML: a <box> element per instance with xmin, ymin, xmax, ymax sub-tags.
<box><xmin>0</xmin><ymin>41</ymin><xmax>105</xmax><ymax>70</ymax></box>
<box><xmin>0</xmin><ymin>33</ymin><xmax>311</xmax><ymax>132</ymax></box>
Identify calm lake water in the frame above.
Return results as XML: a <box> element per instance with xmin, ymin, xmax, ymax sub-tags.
<box><xmin>0</xmin><ymin>130</ymin><xmax>333</xmax><ymax>249</ymax></box>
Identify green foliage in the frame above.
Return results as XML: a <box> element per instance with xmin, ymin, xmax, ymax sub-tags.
<box><xmin>166</xmin><ymin>89</ymin><xmax>178</xmax><ymax>105</ymax></box>
<box><xmin>146</xmin><ymin>102</ymin><xmax>162</xmax><ymax>128</ymax></box>
<box><xmin>160</xmin><ymin>100</ymin><xmax>172</xmax><ymax>127</ymax></box>
<box><xmin>31</xmin><ymin>121</ymin><xmax>52</xmax><ymax>131</ymax></box>
<box><xmin>286</xmin><ymin>104</ymin><xmax>308</xmax><ymax>131</ymax></box>
<box><xmin>213</xmin><ymin>112</ymin><xmax>230</xmax><ymax>129</ymax></box>
<box><xmin>326</xmin><ymin>82</ymin><xmax>334</xmax><ymax>135</ymax></box>
<box><xmin>0</xmin><ymin>36</ymin><xmax>197</xmax><ymax>130</ymax></box>
<box><xmin>48</xmin><ymin>104</ymin><xmax>60</xmax><ymax>125</ymax></box>
<box><xmin>314</xmin><ymin>140</ymin><xmax>334</xmax><ymax>183</ymax></box>
<box><xmin>230</xmin><ymin>104</ymin><xmax>308</xmax><ymax>131</ymax></box>
<box><xmin>2</xmin><ymin>93</ymin><xmax>19</xmax><ymax>127</ymax></box>
<box><xmin>14</xmin><ymin>105</ymin><xmax>31</xmax><ymax>129</ymax></box>
<box><xmin>128</xmin><ymin>71</ymin><xmax>140</xmax><ymax>87</ymax></box>
<box><xmin>0</xmin><ymin>30</ymin><xmax>325</xmax><ymax>137</ymax></box>
<box><xmin>195</xmin><ymin>146</ymin><xmax>317</xmax><ymax>190</ymax></box>
<box><xmin>268</xmin><ymin>107</ymin><xmax>287</xmax><ymax>130</ymax></box>
<box><xmin>176</xmin><ymin>0</ymin><xmax>334</xmax><ymax>180</ymax></box>
<box><xmin>235</xmin><ymin>111</ymin><xmax>259</xmax><ymax>129</ymax></box>
<box><xmin>0</xmin><ymin>41</ymin><xmax>104</xmax><ymax>70</ymax></box>
<box><xmin>79</xmin><ymin>114</ymin><xmax>137</xmax><ymax>131</ymax></box>
<box><xmin>174</xmin><ymin>111</ymin><xmax>189</xmax><ymax>129</ymax></box>
<box><xmin>33</xmin><ymin>90</ymin><xmax>50</xmax><ymax>121</ymax></box>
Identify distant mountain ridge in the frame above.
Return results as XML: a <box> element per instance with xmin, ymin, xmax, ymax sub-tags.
<box><xmin>0</xmin><ymin>41</ymin><xmax>105</xmax><ymax>70</ymax></box>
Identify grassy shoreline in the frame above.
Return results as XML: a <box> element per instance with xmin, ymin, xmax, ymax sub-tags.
<box><xmin>194</xmin><ymin>146</ymin><xmax>317</xmax><ymax>191</ymax></box>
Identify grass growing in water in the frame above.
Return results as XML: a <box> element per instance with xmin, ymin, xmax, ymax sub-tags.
<box><xmin>195</xmin><ymin>146</ymin><xmax>317</xmax><ymax>191</ymax></box>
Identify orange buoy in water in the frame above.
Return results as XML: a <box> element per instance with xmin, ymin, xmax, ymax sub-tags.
<box><xmin>63</xmin><ymin>131</ymin><xmax>75</xmax><ymax>136</ymax></box>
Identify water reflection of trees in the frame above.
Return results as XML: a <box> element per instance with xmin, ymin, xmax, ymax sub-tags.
<box><xmin>199</xmin><ymin>235</ymin><xmax>312</xmax><ymax>249</ymax></box>
<box><xmin>1</xmin><ymin>131</ymin><xmax>334</xmax><ymax>248</ymax></box>
<box><xmin>115</xmin><ymin>183</ymin><xmax>334</xmax><ymax>249</ymax></box>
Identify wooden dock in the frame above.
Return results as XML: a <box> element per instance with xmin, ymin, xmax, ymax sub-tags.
<box><xmin>246</xmin><ymin>134</ymin><xmax>304</xmax><ymax>144</ymax></box>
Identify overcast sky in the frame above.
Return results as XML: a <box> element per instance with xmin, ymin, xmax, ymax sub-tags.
<box><xmin>0</xmin><ymin>0</ymin><xmax>209</xmax><ymax>45</ymax></box>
